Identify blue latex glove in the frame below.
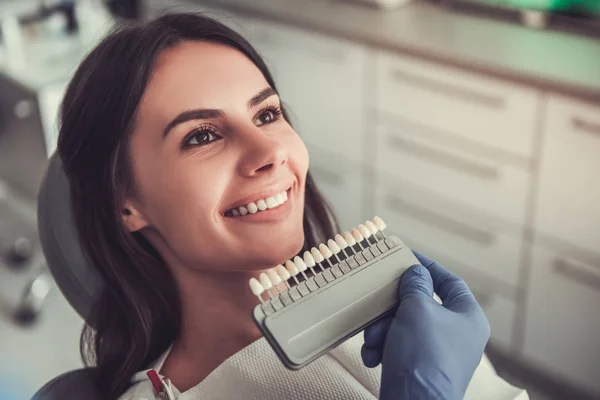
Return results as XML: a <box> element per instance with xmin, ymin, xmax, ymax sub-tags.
<box><xmin>362</xmin><ymin>252</ymin><xmax>490</xmax><ymax>400</ymax></box>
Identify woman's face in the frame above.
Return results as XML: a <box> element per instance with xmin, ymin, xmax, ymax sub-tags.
<box><xmin>123</xmin><ymin>41</ymin><xmax>309</xmax><ymax>272</ymax></box>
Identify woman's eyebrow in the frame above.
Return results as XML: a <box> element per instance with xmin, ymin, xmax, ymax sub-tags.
<box><xmin>162</xmin><ymin>87</ymin><xmax>278</xmax><ymax>139</ymax></box>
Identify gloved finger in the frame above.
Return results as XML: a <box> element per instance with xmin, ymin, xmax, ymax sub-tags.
<box><xmin>413</xmin><ymin>251</ymin><xmax>478</xmax><ymax>313</ymax></box>
<box><xmin>363</xmin><ymin>314</ymin><xmax>393</xmax><ymax>349</ymax></box>
<box><xmin>361</xmin><ymin>343</ymin><xmax>383</xmax><ymax>368</ymax></box>
<box><xmin>398</xmin><ymin>264</ymin><xmax>434</xmax><ymax>302</ymax></box>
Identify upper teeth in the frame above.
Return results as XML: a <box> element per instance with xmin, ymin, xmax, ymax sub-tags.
<box><xmin>228</xmin><ymin>190</ymin><xmax>288</xmax><ymax>217</ymax></box>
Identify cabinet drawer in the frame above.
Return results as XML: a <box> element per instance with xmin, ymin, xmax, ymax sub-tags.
<box><xmin>523</xmin><ymin>245</ymin><xmax>600</xmax><ymax>396</ymax></box>
<box><xmin>535</xmin><ymin>95</ymin><xmax>600</xmax><ymax>254</ymax></box>
<box><xmin>249</xmin><ymin>22</ymin><xmax>367</xmax><ymax>164</ymax></box>
<box><xmin>375</xmin><ymin>51</ymin><xmax>540</xmax><ymax>158</ymax></box>
<box><xmin>376</xmin><ymin>122</ymin><xmax>530</xmax><ymax>226</ymax></box>
<box><xmin>375</xmin><ymin>178</ymin><xmax>523</xmax><ymax>287</ymax></box>
<box><xmin>308</xmin><ymin>146</ymin><xmax>363</xmax><ymax>232</ymax></box>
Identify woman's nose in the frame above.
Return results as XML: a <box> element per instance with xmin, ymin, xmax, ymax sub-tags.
<box><xmin>238</xmin><ymin>133</ymin><xmax>288</xmax><ymax>177</ymax></box>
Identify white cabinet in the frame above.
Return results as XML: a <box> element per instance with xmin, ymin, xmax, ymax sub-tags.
<box><xmin>248</xmin><ymin>22</ymin><xmax>367</xmax><ymax>164</ymax></box>
<box><xmin>308</xmin><ymin>146</ymin><xmax>363</xmax><ymax>232</ymax></box>
<box><xmin>375</xmin><ymin>121</ymin><xmax>530</xmax><ymax>227</ymax></box>
<box><xmin>375</xmin><ymin>51</ymin><xmax>541</xmax><ymax>159</ymax></box>
<box><xmin>523</xmin><ymin>244</ymin><xmax>600</xmax><ymax>396</ymax></box>
<box><xmin>534</xmin><ymin>95</ymin><xmax>600</xmax><ymax>254</ymax></box>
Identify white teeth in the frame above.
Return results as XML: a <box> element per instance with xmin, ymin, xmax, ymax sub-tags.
<box><xmin>303</xmin><ymin>251</ymin><xmax>316</xmax><ymax>268</ymax></box>
<box><xmin>319</xmin><ymin>243</ymin><xmax>333</xmax><ymax>259</ymax></box>
<box><xmin>311</xmin><ymin>247</ymin><xmax>324</xmax><ymax>263</ymax></box>
<box><xmin>276</xmin><ymin>264</ymin><xmax>291</xmax><ymax>281</ymax></box>
<box><xmin>351</xmin><ymin>228</ymin><xmax>364</xmax><ymax>242</ymax></box>
<box><xmin>335</xmin><ymin>234</ymin><xmax>348</xmax><ymax>249</ymax></box>
<box><xmin>293</xmin><ymin>256</ymin><xmax>307</xmax><ymax>272</ymax></box>
<box><xmin>249</xmin><ymin>278</ymin><xmax>264</xmax><ymax>296</ymax></box>
<box><xmin>327</xmin><ymin>239</ymin><xmax>341</xmax><ymax>254</ymax></box>
<box><xmin>232</xmin><ymin>209</ymin><xmax>240</xmax><ymax>217</ymax></box>
<box><xmin>365</xmin><ymin>220</ymin><xmax>378</xmax><ymax>235</ymax></box>
<box><xmin>359</xmin><ymin>224</ymin><xmax>372</xmax><ymax>238</ymax></box>
<box><xmin>259</xmin><ymin>272</ymin><xmax>273</xmax><ymax>290</ymax></box>
<box><xmin>285</xmin><ymin>260</ymin><xmax>299</xmax><ymax>276</ymax></box>
<box><xmin>275</xmin><ymin>193</ymin><xmax>284</xmax><ymax>205</ymax></box>
<box><xmin>257</xmin><ymin>199</ymin><xmax>268</xmax><ymax>211</ymax></box>
<box><xmin>283</xmin><ymin>190</ymin><xmax>288</xmax><ymax>200</ymax></box>
<box><xmin>343</xmin><ymin>231</ymin><xmax>356</xmax><ymax>246</ymax></box>
<box><xmin>247</xmin><ymin>202</ymin><xmax>258</xmax><ymax>214</ymax></box>
<box><xmin>239</xmin><ymin>206</ymin><xmax>248</xmax><ymax>216</ymax></box>
<box><xmin>374</xmin><ymin>216</ymin><xmax>387</xmax><ymax>231</ymax></box>
<box><xmin>266</xmin><ymin>196</ymin><xmax>278</xmax><ymax>208</ymax></box>
<box><xmin>267</xmin><ymin>269</ymin><xmax>282</xmax><ymax>285</ymax></box>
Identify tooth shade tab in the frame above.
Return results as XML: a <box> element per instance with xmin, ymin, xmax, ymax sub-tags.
<box><xmin>267</xmin><ymin>269</ymin><xmax>282</xmax><ymax>285</ymax></box>
<box><xmin>319</xmin><ymin>243</ymin><xmax>333</xmax><ymax>259</ymax></box>
<box><xmin>343</xmin><ymin>231</ymin><xmax>356</xmax><ymax>246</ymax></box>
<box><xmin>374</xmin><ymin>216</ymin><xmax>387</xmax><ymax>230</ymax></box>
<box><xmin>334</xmin><ymin>234</ymin><xmax>348</xmax><ymax>249</ymax></box>
<box><xmin>285</xmin><ymin>260</ymin><xmax>299</xmax><ymax>276</ymax></box>
<box><xmin>276</xmin><ymin>264</ymin><xmax>291</xmax><ymax>281</ymax></box>
<box><xmin>365</xmin><ymin>220</ymin><xmax>378</xmax><ymax>235</ymax></box>
<box><xmin>327</xmin><ymin>239</ymin><xmax>341</xmax><ymax>254</ymax></box>
<box><xmin>259</xmin><ymin>272</ymin><xmax>273</xmax><ymax>290</ymax></box>
<box><xmin>351</xmin><ymin>228</ymin><xmax>364</xmax><ymax>242</ymax></box>
<box><xmin>311</xmin><ymin>247</ymin><xmax>324</xmax><ymax>263</ymax></box>
<box><xmin>293</xmin><ymin>256</ymin><xmax>307</xmax><ymax>272</ymax></box>
<box><xmin>249</xmin><ymin>278</ymin><xmax>264</xmax><ymax>296</ymax></box>
<box><xmin>359</xmin><ymin>224</ymin><xmax>372</xmax><ymax>238</ymax></box>
<box><xmin>247</xmin><ymin>202</ymin><xmax>258</xmax><ymax>214</ymax></box>
<box><xmin>303</xmin><ymin>251</ymin><xmax>316</xmax><ymax>267</ymax></box>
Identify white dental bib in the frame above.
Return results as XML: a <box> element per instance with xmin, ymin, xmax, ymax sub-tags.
<box><xmin>120</xmin><ymin>334</ymin><xmax>529</xmax><ymax>400</ymax></box>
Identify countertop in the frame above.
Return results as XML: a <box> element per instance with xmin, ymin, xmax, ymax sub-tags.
<box><xmin>183</xmin><ymin>0</ymin><xmax>600</xmax><ymax>103</ymax></box>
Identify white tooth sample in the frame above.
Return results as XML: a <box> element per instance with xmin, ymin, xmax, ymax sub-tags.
<box><xmin>267</xmin><ymin>269</ymin><xmax>282</xmax><ymax>285</ymax></box>
<box><xmin>374</xmin><ymin>216</ymin><xmax>387</xmax><ymax>230</ymax></box>
<box><xmin>285</xmin><ymin>260</ymin><xmax>299</xmax><ymax>276</ymax></box>
<box><xmin>293</xmin><ymin>256</ymin><xmax>307</xmax><ymax>272</ymax></box>
<box><xmin>275</xmin><ymin>193</ymin><xmax>284</xmax><ymax>205</ymax></box>
<box><xmin>257</xmin><ymin>199</ymin><xmax>268</xmax><ymax>211</ymax></box>
<box><xmin>247</xmin><ymin>202</ymin><xmax>258</xmax><ymax>214</ymax></box>
<box><xmin>266</xmin><ymin>196</ymin><xmax>278</xmax><ymax>208</ymax></box>
<box><xmin>239</xmin><ymin>206</ymin><xmax>248</xmax><ymax>216</ymax></box>
<box><xmin>311</xmin><ymin>247</ymin><xmax>325</xmax><ymax>263</ymax></box>
<box><xmin>335</xmin><ymin>234</ymin><xmax>348</xmax><ymax>249</ymax></box>
<box><xmin>319</xmin><ymin>243</ymin><xmax>333</xmax><ymax>259</ymax></box>
<box><xmin>259</xmin><ymin>272</ymin><xmax>273</xmax><ymax>290</ymax></box>
<box><xmin>249</xmin><ymin>278</ymin><xmax>264</xmax><ymax>296</ymax></box>
<box><xmin>232</xmin><ymin>208</ymin><xmax>240</xmax><ymax>217</ymax></box>
<box><xmin>365</xmin><ymin>220</ymin><xmax>378</xmax><ymax>235</ymax></box>
<box><xmin>303</xmin><ymin>251</ymin><xmax>316</xmax><ymax>267</ymax></box>
<box><xmin>276</xmin><ymin>264</ymin><xmax>291</xmax><ymax>281</ymax></box>
<box><xmin>327</xmin><ymin>239</ymin><xmax>341</xmax><ymax>254</ymax></box>
<box><xmin>359</xmin><ymin>224</ymin><xmax>372</xmax><ymax>238</ymax></box>
<box><xmin>351</xmin><ymin>228</ymin><xmax>364</xmax><ymax>242</ymax></box>
<box><xmin>343</xmin><ymin>231</ymin><xmax>356</xmax><ymax>246</ymax></box>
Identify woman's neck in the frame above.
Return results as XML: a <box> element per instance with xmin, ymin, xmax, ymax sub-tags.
<box><xmin>160</xmin><ymin>267</ymin><xmax>265</xmax><ymax>392</ymax></box>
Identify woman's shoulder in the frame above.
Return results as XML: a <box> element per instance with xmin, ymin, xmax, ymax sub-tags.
<box><xmin>118</xmin><ymin>379</ymin><xmax>158</xmax><ymax>400</ymax></box>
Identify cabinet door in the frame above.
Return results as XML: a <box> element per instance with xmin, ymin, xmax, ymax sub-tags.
<box><xmin>535</xmin><ymin>95</ymin><xmax>600</xmax><ymax>254</ymax></box>
<box><xmin>523</xmin><ymin>245</ymin><xmax>600</xmax><ymax>396</ymax></box>
<box><xmin>308</xmin><ymin>146</ymin><xmax>363</xmax><ymax>232</ymax></box>
<box><xmin>249</xmin><ymin>22</ymin><xmax>366</xmax><ymax>164</ymax></box>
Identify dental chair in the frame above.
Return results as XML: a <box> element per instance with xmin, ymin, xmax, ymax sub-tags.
<box><xmin>31</xmin><ymin>153</ymin><xmax>104</xmax><ymax>399</ymax></box>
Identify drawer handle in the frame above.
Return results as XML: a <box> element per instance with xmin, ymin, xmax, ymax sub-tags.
<box><xmin>390</xmin><ymin>68</ymin><xmax>505</xmax><ymax>109</ymax></box>
<box><xmin>388</xmin><ymin>135</ymin><xmax>499</xmax><ymax>180</ymax></box>
<box><xmin>572</xmin><ymin>116</ymin><xmax>600</xmax><ymax>137</ymax></box>
<box><xmin>386</xmin><ymin>195</ymin><xmax>495</xmax><ymax>246</ymax></box>
<box><xmin>309</xmin><ymin>166</ymin><xmax>344</xmax><ymax>187</ymax></box>
<box><xmin>553</xmin><ymin>258</ymin><xmax>600</xmax><ymax>292</ymax></box>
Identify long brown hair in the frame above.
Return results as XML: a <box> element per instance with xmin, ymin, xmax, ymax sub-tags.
<box><xmin>58</xmin><ymin>13</ymin><xmax>338</xmax><ymax>399</ymax></box>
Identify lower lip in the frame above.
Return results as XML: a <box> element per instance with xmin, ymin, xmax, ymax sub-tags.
<box><xmin>225</xmin><ymin>190</ymin><xmax>293</xmax><ymax>223</ymax></box>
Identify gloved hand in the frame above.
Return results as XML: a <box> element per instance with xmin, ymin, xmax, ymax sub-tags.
<box><xmin>362</xmin><ymin>252</ymin><xmax>490</xmax><ymax>400</ymax></box>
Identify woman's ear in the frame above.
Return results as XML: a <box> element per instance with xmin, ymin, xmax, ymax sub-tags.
<box><xmin>121</xmin><ymin>199</ymin><xmax>150</xmax><ymax>232</ymax></box>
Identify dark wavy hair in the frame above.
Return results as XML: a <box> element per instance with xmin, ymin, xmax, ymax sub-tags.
<box><xmin>57</xmin><ymin>13</ymin><xmax>338</xmax><ymax>399</ymax></box>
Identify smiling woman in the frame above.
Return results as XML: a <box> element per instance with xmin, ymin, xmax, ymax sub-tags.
<box><xmin>57</xmin><ymin>13</ymin><xmax>337</xmax><ymax>399</ymax></box>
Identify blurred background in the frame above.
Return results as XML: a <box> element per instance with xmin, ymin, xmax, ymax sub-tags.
<box><xmin>0</xmin><ymin>0</ymin><xmax>599</xmax><ymax>399</ymax></box>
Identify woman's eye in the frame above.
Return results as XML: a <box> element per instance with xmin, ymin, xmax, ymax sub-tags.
<box><xmin>256</xmin><ymin>110</ymin><xmax>277</xmax><ymax>126</ymax></box>
<box><xmin>185</xmin><ymin>129</ymin><xmax>220</xmax><ymax>147</ymax></box>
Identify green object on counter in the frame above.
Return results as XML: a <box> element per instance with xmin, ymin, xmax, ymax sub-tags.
<box><xmin>478</xmin><ymin>0</ymin><xmax>600</xmax><ymax>12</ymax></box>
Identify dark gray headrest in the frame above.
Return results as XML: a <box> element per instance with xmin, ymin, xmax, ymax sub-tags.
<box><xmin>37</xmin><ymin>153</ymin><xmax>103</xmax><ymax>320</ymax></box>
